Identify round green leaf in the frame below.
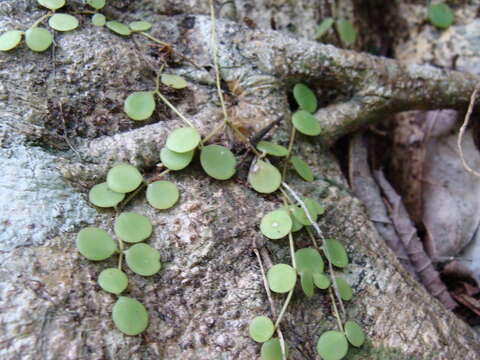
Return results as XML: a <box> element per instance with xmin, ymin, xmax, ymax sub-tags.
<box><xmin>114</xmin><ymin>212</ymin><xmax>152</xmax><ymax>243</ymax></box>
<box><xmin>428</xmin><ymin>3</ymin><xmax>454</xmax><ymax>29</ymax></box>
<box><xmin>335</xmin><ymin>276</ymin><xmax>353</xmax><ymax>301</ymax></box>
<box><xmin>317</xmin><ymin>331</ymin><xmax>349</xmax><ymax>360</ymax></box>
<box><xmin>261</xmin><ymin>338</ymin><xmax>289</xmax><ymax>360</ymax></box>
<box><xmin>324</xmin><ymin>238</ymin><xmax>348</xmax><ymax>268</ymax></box>
<box><xmin>249</xmin><ymin>316</ymin><xmax>274</xmax><ymax>343</ymax></box>
<box><xmin>166</xmin><ymin>127</ymin><xmax>201</xmax><ymax>153</ymax></box>
<box><xmin>293</xmin><ymin>84</ymin><xmax>317</xmax><ymax>113</ymax></box>
<box><xmin>292</xmin><ymin>110</ymin><xmax>321</xmax><ymax>136</ymax></box>
<box><xmin>200</xmin><ymin>144</ymin><xmax>236</xmax><ymax>180</ymax></box>
<box><xmin>129</xmin><ymin>21</ymin><xmax>152</xmax><ymax>32</ymax></box>
<box><xmin>37</xmin><ymin>0</ymin><xmax>65</xmax><ymax>10</ymax></box>
<box><xmin>88</xmin><ymin>182</ymin><xmax>125</xmax><ymax>208</ymax></box>
<box><xmin>300</xmin><ymin>272</ymin><xmax>314</xmax><ymax>297</ymax></box>
<box><xmin>315</xmin><ymin>17</ymin><xmax>335</xmax><ymax>40</ymax></box>
<box><xmin>267</xmin><ymin>264</ymin><xmax>296</xmax><ymax>294</ymax></box>
<box><xmin>291</xmin><ymin>156</ymin><xmax>314</xmax><ymax>182</ymax></box>
<box><xmin>87</xmin><ymin>0</ymin><xmax>106</xmax><ymax>10</ymax></box>
<box><xmin>0</xmin><ymin>30</ymin><xmax>22</xmax><ymax>51</ymax></box>
<box><xmin>313</xmin><ymin>273</ymin><xmax>330</xmax><ymax>289</ymax></box>
<box><xmin>336</xmin><ymin>19</ymin><xmax>357</xmax><ymax>46</ymax></box>
<box><xmin>260</xmin><ymin>209</ymin><xmax>292</xmax><ymax>240</ymax></box>
<box><xmin>146</xmin><ymin>180</ymin><xmax>179</xmax><ymax>210</ymax></box>
<box><xmin>284</xmin><ymin>205</ymin><xmax>303</xmax><ymax>232</ymax></box>
<box><xmin>124</xmin><ymin>91</ymin><xmax>155</xmax><ymax>121</ymax></box>
<box><xmin>161</xmin><ymin>73</ymin><xmax>187</xmax><ymax>89</ymax></box>
<box><xmin>160</xmin><ymin>147</ymin><xmax>194</xmax><ymax>171</ymax></box>
<box><xmin>25</xmin><ymin>27</ymin><xmax>53</xmax><ymax>52</ymax></box>
<box><xmin>106</xmin><ymin>163</ymin><xmax>143</xmax><ymax>194</ymax></box>
<box><xmin>125</xmin><ymin>243</ymin><xmax>161</xmax><ymax>276</ymax></box>
<box><xmin>256</xmin><ymin>141</ymin><xmax>288</xmax><ymax>157</ymax></box>
<box><xmin>48</xmin><ymin>14</ymin><xmax>79</xmax><ymax>32</ymax></box>
<box><xmin>98</xmin><ymin>268</ymin><xmax>128</xmax><ymax>295</ymax></box>
<box><xmin>76</xmin><ymin>227</ymin><xmax>116</xmax><ymax>261</ymax></box>
<box><xmin>344</xmin><ymin>320</ymin><xmax>365</xmax><ymax>347</ymax></box>
<box><xmin>248</xmin><ymin>160</ymin><xmax>281</xmax><ymax>194</ymax></box>
<box><xmin>291</xmin><ymin>202</ymin><xmax>318</xmax><ymax>226</ymax></box>
<box><xmin>106</xmin><ymin>21</ymin><xmax>132</xmax><ymax>36</ymax></box>
<box><xmin>92</xmin><ymin>13</ymin><xmax>106</xmax><ymax>27</ymax></box>
<box><xmin>112</xmin><ymin>297</ymin><xmax>149</xmax><ymax>336</ymax></box>
<box><xmin>295</xmin><ymin>247</ymin><xmax>324</xmax><ymax>274</ymax></box>
<box><xmin>310</xmin><ymin>198</ymin><xmax>325</xmax><ymax>216</ymax></box>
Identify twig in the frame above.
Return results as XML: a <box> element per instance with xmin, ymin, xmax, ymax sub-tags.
<box><xmin>457</xmin><ymin>85</ymin><xmax>480</xmax><ymax>177</ymax></box>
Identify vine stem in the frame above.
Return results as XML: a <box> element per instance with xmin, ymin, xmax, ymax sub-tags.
<box><xmin>155</xmin><ymin>91</ymin><xmax>196</xmax><ymax>128</ymax></box>
<box><xmin>32</xmin><ymin>12</ymin><xmax>52</xmax><ymax>28</ymax></box>
<box><xmin>117</xmin><ymin>237</ymin><xmax>124</xmax><ymax>270</ymax></box>
<box><xmin>329</xmin><ymin>287</ymin><xmax>344</xmax><ymax>332</ymax></box>
<box><xmin>139</xmin><ymin>32</ymin><xmax>170</xmax><ymax>47</ymax></box>
<box><xmin>282</xmin><ymin>126</ymin><xmax>296</xmax><ymax>180</ymax></box>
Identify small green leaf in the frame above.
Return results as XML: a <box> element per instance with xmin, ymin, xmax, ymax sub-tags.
<box><xmin>290</xmin><ymin>156</ymin><xmax>314</xmax><ymax>182</ymax></box>
<box><xmin>37</xmin><ymin>0</ymin><xmax>65</xmax><ymax>10</ymax></box>
<box><xmin>324</xmin><ymin>238</ymin><xmax>349</xmax><ymax>268</ymax></box>
<box><xmin>336</xmin><ymin>19</ymin><xmax>357</xmax><ymax>46</ymax></box>
<box><xmin>146</xmin><ymin>180</ymin><xmax>179</xmax><ymax>210</ymax></box>
<box><xmin>160</xmin><ymin>147</ymin><xmax>194</xmax><ymax>171</ymax></box>
<box><xmin>25</xmin><ymin>27</ymin><xmax>53</xmax><ymax>52</ymax></box>
<box><xmin>291</xmin><ymin>202</ymin><xmax>318</xmax><ymax>226</ymax></box>
<box><xmin>112</xmin><ymin>297</ymin><xmax>149</xmax><ymax>336</ymax></box>
<box><xmin>313</xmin><ymin>273</ymin><xmax>330</xmax><ymax>289</ymax></box>
<box><xmin>261</xmin><ymin>338</ymin><xmax>289</xmax><ymax>360</ymax></box>
<box><xmin>0</xmin><ymin>30</ymin><xmax>23</xmax><ymax>51</ymax></box>
<box><xmin>106</xmin><ymin>163</ymin><xmax>143</xmax><ymax>194</ymax></box>
<box><xmin>428</xmin><ymin>3</ymin><xmax>454</xmax><ymax>29</ymax></box>
<box><xmin>114</xmin><ymin>212</ymin><xmax>152</xmax><ymax>243</ymax></box>
<box><xmin>285</xmin><ymin>205</ymin><xmax>304</xmax><ymax>232</ymax></box>
<box><xmin>300</xmin><ymin>272</ymin><xmax>314</xmax><ymax>297</ymax></box>
<box><xmin>267</xmin><ymin>264</ymin><xmax>297</xmax><ymax>293</ymax></box>
<box><xmin>124</xmin><ymin>91</ymin><xmax>156</xmax><ymax>121</ymax></box>
<box><xmin>256</xmin><ymin>141</ymin><xmax>289</xmax><ymax>157</ymax></box>
<box><xmin>76</xmin><ymin>227</ymin><xmax>116</xmax><ymax>261</ymax></box>
<box><xmin>166</xmin><ymin>127</ymin><xmax>201</xmax><ymax>153</ymax></box>
<box><xmin>98</xmin><ymin>268</ymin><xmax>128</xmax><ymax>295</ymax></box>
<box><xmin>260</xmin><ymin>209</ymin><xmax>292</xmax><ymax>240</ymax></box>
<box><xmin>292</xmin><ymin>110</ymin><xmax>321</xmax><ymax>136</ymax></box>
<box><xmin>87</xmin><ymin>0</ymin><xmax>106</xmax><ymax>10</ymax></box>
<box><xmin>335</xmin><ymin>276</ymin><xmax>353</xmax><ymax>301</ymax></box>
<box><xmin>249</xmin><ymin>316</ymin><xmax>274</xmax><ymax>343</ymax></box>
<box><xmin>125</xmin><ymin>243</ymin><xmax>161</xmax><ymax>276</ymax></box>
<box><xmin>106</xmin><ymin>21</ymin><xmax>132</xmax><ymax>36</ymax></box>
<box><xmin>88</xmin><ymin>182</ymin><xmax>125</xmax><ymax>208</ymax></box>
<box><xmin>310</xmin><ymin>198</ymin><xmax>325</xmax><ymax>216</ymax></box>
<box><xmin>295</xmin><ymin>248</ymin><xmax>324</xmax><ymax>274</ymax></box>
<box><xmin>48</xmin><ymin>14</ymin><xmax>79</xmax><ymax>32</ymax></box>
<box><xmin>344</xmin><ymin>320</ymin><xmax>365</xmax><ymax>347</ymax></box>
<box><xmin>315</xmin><ymin>17</ymin><xmax>335</xmax><ymax>40</ymax></box>
<box><xmin>129</xmin><ymin>21</ymin><xmax>152</xmax><ymax>32</ymax></box>
<box><xmin>317</xmin><ymin>331</ymin><xmax>349</xmax><ymax>360</ymax></box>
<box><xmin>248</xmin><ymin>160</ymin><xmax>281</xmax><ymax>194</ymax></box>
<box><xmin>200</xmin><ymin>144</ymin><xmax>236</xmax><ymax>180</ymax></box>
<box><xmin>293</xmin><ymin>84</ymin><xmax>317</xmax><ymax>113</ymax></box>
<box><xmin>161</xmin><ymin>74</ymin><xmax>188</xmax><ymax>89</ymax></box>
<box><xmin>92</xmin><ymin>13</ymin><xmax>106</xmax><ymax>27</ymax></box>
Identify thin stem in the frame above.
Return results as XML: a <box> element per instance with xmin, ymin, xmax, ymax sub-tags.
<box><xmin>148</xmin><ymin>168</ymin><xmax>171</xmax><ymax>183</ymax></box>
<box><xmin>329</xmin><ymin>287</ymin><xmax>344</xmax><ymax>332</ymax></box>
<box><xmin>155</xmin><ymin>65</ymin><xmax>165</xmax><ymax>93</ymax></box>
<box><xmin>155</xmin><ymin>91</ymin><xmax>196</xmax><ymax>128</ymax></box>
<box><xmin>118</xmin><ymin>237</ymin><xmax>124</xmax><ymax>270</ymax></box>
<box><xmin>32</xmin><ymin>12</ymin><xmax>52</xmax><ymax>28</ymax></box>
<box><xmin>274</xmin><ymin>289</ymin><xmax>294</xmax><ymax>330</ymax></box>
<box><xmin>117</xmin><ymin>182</ymin><xmax>147</xmax><ymax>210</ymax></box>
<box><xmin>289</xmin><ymin>232</ymin><xmax>297</xmax><ymax>269</ymax></box>
<box><xmin>282</xmin><ymin>126</ymin><xmax>296</xmax><ymax>180</ymax></box>
<box><xmin>305</xmin><ymin>226</ymin><xmax>320</xmax><ymax>250</ymax></box>
<box><xmin>140</xmin><ymin>32</ymin><xmax>170</xmax><ymax>47</ymax></box>
<box><xmin>202</xmin><ymin>120</ymin><xmax>226</xmax><ymax>144</ymax></box>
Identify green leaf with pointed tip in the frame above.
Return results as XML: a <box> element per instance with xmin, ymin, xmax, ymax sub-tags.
<box><xmin>166</xmin><ymin>127</ymin><xmax>200</xmax><ymax>153</ymax></box>
<box><xmin>295</xmin><ymin>247</ymin><xmax>324</xmax><ymax>274</ymax></box>
<box><xmin>0</xmin><ymin>30</ymin><xmax>22</xmax><ymax>51</ymax></box>
<box><xmin>293</xmin><ymin>84</ymin><xmax>317</xmax><ymax>113</ymax></box>
<box><xmin>25</xmin><ymin>27</ymin><xmax>53</xmax><ymax>52</ymax></box>
<box><xmin>291</xmin><ymin>156</ymin><xmax>314</xmax><ymax>182</ymax></box>
<box><xmin>125</xmin><ymin>243</ymin><xmax>161</xmax><ymax>276</ymax></box>
<box><xmin>87</xmin><ymin>0</ymin><xmax>106</xmax><ymax>10</ymax></box>
<box><xmin>92</xmin><ymin>13</ymin><xmax>106</xmax><ymax>27</ymax></box>
<box><xmin>292</xmin><ymin>110</ymin><xmax>321</xmax><ymax>136</ymax></box>
<box><xmin>344</xmin><ymin>320</ymin><xmax>365</xmax><ymax>347</ymax></box>
<box><xmin>249</xmin><ymin>316</ymin><xmax>274</xmax><ymax>343</ymax></box>
<box><xmin>256</xmin><ymin>141</ymin><xmax>289</xmax><ymax>157</ymax></box>
<box><xmin>37</xmin><ymin>0</ymin><xmax>65</xmax><ymax>10</ymax></box>
<box><xmin>261</xmin><ymin>338</ymin><xmax>289</xmax><ymax>360</ymax></box>
<box><xmin>260</xmin><ymin>209</ymin><xmax>292</xmax><ymax>240</ymax></box>
<box><xmin>124</xmin><ymin>91</ymin><xmax>155</xmax><ymax>121</ymax></box>
<box><xmin>315</xmin><ymin>17</ymin><xmax>334</xmax><ymax>40</ymax></box>
<box><xmin>313</xmin><ymin>273</ymin><xmax>330</xmax><ymax>289</ymax></box>
<box><xmin>146</xmin><ymin>180</ymin><xmax>179</xmax><ymax>210</ymax></box>
<box><xmin>129</xmin><ymin>20</ymin><xmax>152</xmax><ymax>32</ymax></box>
<box><xmin>428</xmin><ymin>3</ymin><xmax>454</xmax><ymax>29</ymax></box>
<box><xmin>267</xmin><ymin>264</ymin><xmax>296</xmax><ymax>293</ymax></box>
<box><xmin>48</xmin><ymin>14</ymin><xmax>79</xmax><ymax>32</ymax></box>
<box><xmin>112</xmin><ymin>297</ymin><xmax>149</xmax><ymax>336</ymax></box>
<box><xmin>89</xmin><ymin>182</ymin><xmax>125</xmax><ymax>208</ymax></box>
<box><xmin>336</xmin><ymin>19</ymin><xmax>357</xmax><ymax>46</ymax></box>
<box><xmin>106</xmin><ymin>21</ymin><xmax>131</xmax><ymax>36</ymax></box>
<box><xmin>98</xmin><ymin>268</ymin><xmax>128</xmax><ymax>295</ymax></box>
<box><xmin>76</xmin><ymin>227</ymin><xmax>116</xmax><ymax>261</ymax></box>
<box><xmin>200</xmin><ymin>144</ymin><xmax>236</xmax><ymax>180</ymax></box>
<box><xmin>324</xmin><ymin>238</ymin><xmax>348</xmax><ymax>268</ymax></box>
<box><xmin>300</xmin><ymin>272</ymin><xmax>314</xmax><ymax>297</ymax></box>
<box><xmin>106</xmin><ymin>163</ymin><xmax>143</xmax><ymax>193</ymax></box>
<box><xmin>248</xmin><ymin>160</ymin><xmax>281</xmax><ymax>194</ymax></box>
<box><xmin>317</xmin><ymin>331</ymin><xmax>349</xmax><ymax>360</ymax></box>
<box><xmin>160</xmin><ymin>147</ymin><xmax>194</xmax><ymax>171</ymax></box>
<box><xmin>335</xmin><ymin>276</ymin><xmax>353</xmax><ymax>301</ymax></box>
<box><xmin>161</xmin><ymin>73</ymin><xmax>187</xmax><ymax>89</ymax></box>
<box><xmin>114</xmin><ymin>212</ymin><xmax>152</xmax><ymax>243</ymax></box>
